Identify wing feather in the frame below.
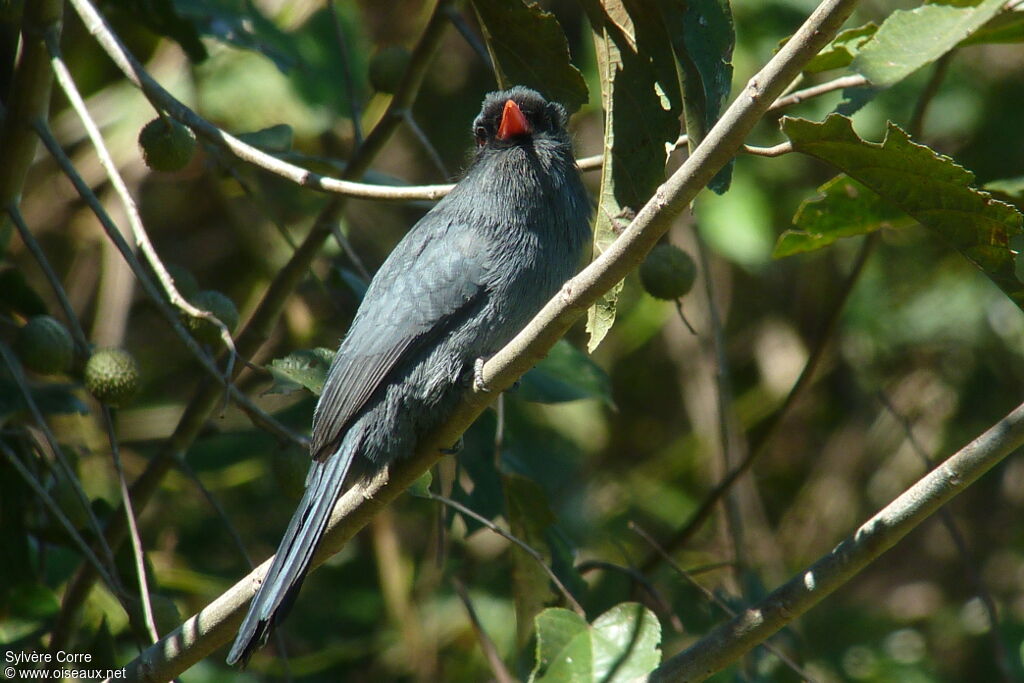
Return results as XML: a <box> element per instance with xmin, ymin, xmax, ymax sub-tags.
<box><xmin>310</xmin><ymin>214</ymin><xmax>490</xmax><ymax>459</ymax></box>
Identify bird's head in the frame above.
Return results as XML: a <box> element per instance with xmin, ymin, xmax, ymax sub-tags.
<box><xmin>471</xmin><ymin>87</ymin><xmax>570</xmax><ymax>152</ymax></box>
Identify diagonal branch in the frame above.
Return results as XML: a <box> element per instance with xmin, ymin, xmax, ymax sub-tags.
<box><xmin>649</xmin><ymin>397</ymin><xmax>1024</xmax><ymax>682</ymax></box>
<box><xmin>110</xmin><ymin>1</ymin><xmax>859</xmax><ymax>678</ymax></box>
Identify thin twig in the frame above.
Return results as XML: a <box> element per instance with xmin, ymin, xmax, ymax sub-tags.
<box><xmin>443</xmin><ymin>4</ymin><xmax>493</xmax><ymax>69</ymax></box>
<box><xmin>45</xmin><ymin>31</ymin><xmax>240</xmax><ymax>369</ymax></box>
<box><xmin>768</xmin><ymin>74</ymin><xmax>868</xmax><ymax>111</ymax></box>
<box><xmin>0</xmin><ymin>343</ymin><xmax>119</xmax><ymax>575</ymax></box>
<box><xmin>693</xmin><ymin>233</ymin><xmax>748</xmax><ymax>582</ymax></box>
<box><xmin>0</xmin><ymin>440</ymin><xmax>124</xmax><ymax>606</ymax></box>
<box><xmin>31</xmin><ymin>120</ymin><xmax>306</xmax><ymax>448</ymax></box>
<box><xmin>632</xmin><ymin>523</ymin><xmax>818</xmax><ymax>682</ymax></box>
<box><xmin>576</xmin><ymin>560</ymin><xmax>684</xmax><ymax>633</ymax></box>
<box><xmin>65</xmin><ymin>0</ymin><xmax>453</xmax><ymax>201</ymax></box>
<box><xmin>452</xmin><ymin>577</ymin><xmax>515</xmax><ymax>683</ymax></box>
<box><xmin>328</xmin><ymin>0</ymin><xmax>363</xmax><ymax>145</ymax></box>
<box><xmin>427</xmin><ymin>492</ymin><xmax>586</xmax><ymax>616</ymax></box>
<box><xmin>642</xmin><ymin>232</ymin><xmax>878</xmax><ymax>572</ymax></box>
<box><xmin>877</xmin><ymin>393</ymin><xmax>1014</xmax><ymax>683</ymax></box>
<box><xmin>908</xmin><ymin>52</ymin><xmax>952</xmax><ymax>138</ymax></box>
<box><xmin>404</xmin><ymin>110</ymin><xmax>451</xmax><ymax>179</ymax></box>
<box><xmin>101</xmin><ymin>406</ymin><xmax>160</xmax><ymax>643</ymax></box>
<box><xmin>6</xmin><ymin>205</ymin><xmax>91</xmax><ymax>355</ymax></box>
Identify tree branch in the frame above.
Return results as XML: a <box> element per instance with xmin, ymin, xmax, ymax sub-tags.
<box><xmin>110</xmin><ymin>0</ymin><xmax>859</xmax><ymax>677</ymax></box>
<box><xmin>649</xmin><ymin>397</ymin><xmax>1024</xmax><ymax>682</ymax></box>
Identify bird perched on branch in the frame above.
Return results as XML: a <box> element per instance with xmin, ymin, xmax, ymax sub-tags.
<box><xmin>227</xmin><ymin>86</ymin><xmax>591</xmax><ymax>666</ymax></box>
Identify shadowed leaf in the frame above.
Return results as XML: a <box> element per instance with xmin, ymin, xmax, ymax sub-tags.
<box><xmin>470</xmin><ymin>0</ymin><xmax>589</xmax><ymax>113</ymax></box>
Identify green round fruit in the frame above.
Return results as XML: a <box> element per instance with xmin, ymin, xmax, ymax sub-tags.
<box><xmin>186</xmin><ymin>290</ymin><xmax>239</xmax><ymax>345</ymax></box>
<box><xmin>85</xmin><ymin>348</ymin><xmax>140</xmax><ymax>407</ymax></box>
<box><xmin>138</xmin><ymin>117</ymin><xmax>196</xmax><ymax>172</ymax></box>
<box><xmin>16</xmin><ymin>315</ymin><xmax>74</xmax><ymax>375</ymax></box>
<box><xmin>368</xmin><ymin>46</ymin><xmax>411</xmax><ymax>94</ymax></box>
<box><xmin>639</xmin><ymin>244</ymin><xmax>697</xmax><ymax>300</ymax></box>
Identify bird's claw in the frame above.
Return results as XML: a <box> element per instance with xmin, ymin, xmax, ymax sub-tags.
<box><xmin>472</xmin><ymin>357</ymin><xmax>491</xmax><ymax>393</ymax></box>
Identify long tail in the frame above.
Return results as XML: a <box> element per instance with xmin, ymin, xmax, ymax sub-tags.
<box><xmin>226</xmin><ymin>434</ymin><xmax>360</xmax><ymax>667</ymax></box>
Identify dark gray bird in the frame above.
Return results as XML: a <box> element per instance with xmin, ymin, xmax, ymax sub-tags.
<box><xmin>227</xmin><ymin>86</ymin><xmax>591</xmax><ymax>666</ymax></box>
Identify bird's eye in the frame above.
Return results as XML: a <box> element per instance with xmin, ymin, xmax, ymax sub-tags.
<box><xmin>474</xmin><ymin>125</ymin><xmax>488</xmax><ymax>145</ymax></box>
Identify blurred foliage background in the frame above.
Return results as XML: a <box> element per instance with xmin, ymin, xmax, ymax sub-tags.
<box><xmin>3</xmin><ymin>0</ymin><xmax>1024</xmax><ymax>681</ymax></box>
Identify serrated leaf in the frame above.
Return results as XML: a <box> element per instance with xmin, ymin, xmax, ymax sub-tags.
<box><xmin>782</xmin><ymin>114</ymin><xmax>1024</xmax><ymax>306</ymax></box>
<box><xmin>518</xmin><ymin>339</ymin><xmax>612</xmax><ymax>405</ymax></box>
<box><xmin>266</xmin><ymin>347</ymin><xmax>335</xmax><ymax>396</ymax></box>
<box><xmin>470</xmin><ymin>0</ymin><xmax>589</xmax><ymax>113</ymax></box>
<box><xmin>802</xmin><ymin>23</ymin><xmax>877</xmax><ymax>73</ymax></box>
<box><xmin>853</xmin><ymin>0</ymin><xmax>1005</xmax><ymax>87</ymax></box>
<box><xmin>581</xmin><ymin>1</ymin><xmax>682</xmax><ymax>351</ymax></box>
<box><xmin>960</xmin><ymin>10</ymin><xmax>1024</xmax><ymax>45</ymax></box>
<box><xmin>531</xmin><ymin>603</ymin><xmax>662</xmax><ymax>682</ymax></box>
<box><xmin>986</xmin><ymin>176</ymin><xmax>1024</xmax><ymax>210</ymax></box>
<box><xmin>774</xmin><ymin>175</ymin><xmax>911</xmax><ymax>257</ymax></box>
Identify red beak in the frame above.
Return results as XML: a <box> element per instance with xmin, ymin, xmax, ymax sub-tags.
<box><xmin>496</xmin><ymin>99</ymin><xmax>531</xmax><ymax>140</ymax></box>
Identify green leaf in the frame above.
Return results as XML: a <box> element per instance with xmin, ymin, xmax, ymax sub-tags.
<box><xmin>0</xmin><ymin>379</ymin><xmax>88</xmax><ymax>422</ymax></box>
<box><xmin>0</xmin><ymin>267</ymin><xmax>48</xmax><ymax>317</ymax></box>
<box><xmin>236</xmin><ymin>123</ymin><xmax>294</xmax><ymax>153</ymax></box>
<box><xmin>505</xmin><ymin>473</ymin><xmax>560</xmax><ymax>647</ymax></box>
<box><xmin>852</xmin><ymin>0</ymin><xmax>1005</xmax><ymax>87</ymax></box>
<box><xmin>581</xmin><ymin>1</ymin><xmax>682</xmax><ymax>351</ymax></box>
<box><xmin>0</xmin><ymin>582</ymin><xmax>60</xmax><ymax>644</ymax></box>
<box><xmin>470</xmin><ymin>0</ymin><xmax>589</xmax><ymax>113</ymax></box>
<box><xmin>517</xmin><ymin>340</ymin><xmax>612</xmax><ymax>405</ymax></box>
<box><xmin>782</xmin><ymin>114</ymin><xmax>1024</xmax><ymax>306</ymax></box>
<box><xmin>110</xmin><ymin>0</ymin><xmax>208</xmax><ymax>62</ymax></box>
<box><xmin>659</xmin><ymin>0</ymin><xmax>735</xmax><ymax>192</ymax></box>
<box><xmin>408</xmin><ymin>470</ymin><xmax>432</xmax><ymax>498</ymax></box>
<box><xmin>985</xmin><ymin>176</ymin><xmax>1024</xmax><ymax>210</ymax></box>
<box><xmin>960</xmin><ymin>10</ymin><xmax>1024</xmax><ymax>46</ymax></box>
<box><xmin>802</xmin><ymin>23</ymin><xmax>877</xmax><ymax>73</ymax></box>
<box><xmin>266</xmin><ymin>347</ymin><xmax>335</xmax><ymax>396</ymax></box>
<box><xmin>773</xmin><ymin>175</ymin><xmax>912</xmax><ymax>257</ymax></box>
<box><xmin>531</xmin><ymin>603</ymin><xmax>662</xmax><ymax>682</ymax></box>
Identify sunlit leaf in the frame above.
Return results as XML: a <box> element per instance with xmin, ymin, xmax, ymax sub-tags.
<box><xmin>782</xmin><ymin>114</ymin><xmax>1024</xmax><ymax>305</ymax></box>
<box><xmin>853</xmin><ymin>0</ymin><xmax>1005</xmax><ymax>87</ymax></box>
<box><xmin>531</xmin><ymin>603</ymin><xmax>662</xmax><ymax>682</ymax></box>
<box><xmin>266</xmin><ymin>347</ymin><xmax>335</xmax><ymax>396</ymax></box>
<box><xmin>774</xmin><ymin>175</ymin><xmax>911</xmax><ymax>257</ymax></box>
<box><xmin>802</xmin><ymin>23</ymin><xmax>877</xmax><ymax>73</ymax></box>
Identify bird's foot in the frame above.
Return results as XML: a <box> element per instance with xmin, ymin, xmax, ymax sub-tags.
<box><xmin>472</xmin><ymin>356</ymin><xmax>491</xmax><ymax>392</ymax></box>
<box><xmin>441</xmin><ymin>436</ymin><xmax>464</xmax><ymax>455</ymax></box>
